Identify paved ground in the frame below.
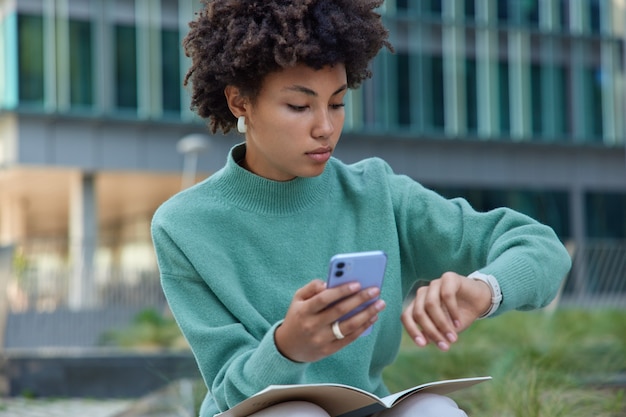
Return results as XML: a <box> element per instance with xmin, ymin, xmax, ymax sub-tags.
<box><xmin>0</xmin><ymin>379</ymin><xmax>197</xmax><ymax>417</ymax></box>
<box><xmin>0</xmin><ymin>397</ymin><xmax>133</xmax><ymax>417</ymax></box>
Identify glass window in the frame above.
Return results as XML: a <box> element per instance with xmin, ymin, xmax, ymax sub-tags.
<box><xmin>69</xmin><ymin>19</ymin><xmax>94</xmax><ymax>108</ymax></box>
<box><xmin>585</xmin><ymin>192</ymin><xmax>626</xmax><ymax>239</ymax></box>
<box><xmin>396</xmin><ymin>0</ymin><xmax>408</xmax><ymax>10</ymax></box>
<box><xmin>115</xmin><ymin>24</ymin><xmax>137</xmax><ymax>111</ymax></box>
<box><xmin>520</xmin><ymin>0</ymin><xmax>540</xmax><ymax>27</ymax></box>
<box><xmin>498</xmin><ymin>61</ymin><xmax>510</xmax><ymax>135</ymax></box>
<box><xmin>396</xmin><ymin>52</ymin><xmax>411</xmax><ymax>126</ymax></box>
<box><xmin>559</xmin><ymin>0</ymin><xmax>570</xmax><ymax>31</ymax></box>
<box><xmin>464</xmin><ymin>0</ymin><xmax>475</xmax><ymax>21</ymax></box>
<box><xmin>0</xmin><ymin>20</ymin><xmax>3</xmax><ymax>104</ymax></box>
<box><xmin>424</xmin><ymin>0</ymin><xmax>442</xmax><ymax>15</ymax></box>
<box><xmin>534</xmin><ymin>63</ymin><xmax>569</xmax><ymax>141</ymax></box>
<box><xmin>434</xmin><ymin>187</ymin><xmax>571</xmax><ymax>239</ymax></box>
<box><xmin>431</xmin><ymin>55</ymin><xmax>444</xmax><ymax>130</ymax></box>
<box><xmin>465</xmin><ymin>57</ymin><xmax>477</xmax><ymax>133</ymax></box>
<box><xmin>161</xmin><ymin>28</ymin><xmax>181</xmax><ymax>114</ymax></box>
<box><xmin>17</xmin><ymin>14</ymin><xmax>44</xmax><ymax>104</ymax></box>
<box><xmin>585</xmin><ymin>65</ymin><xmax>603</xmax><ymax>141</ymax></box>
<box><xmin>398</xmin><ymin>52</ymin><xmax>444</xmax><ymax>132</ymax></box>
<box><xmin>497</xmin><ymin>1</ymin><xmax>510</xmax><ymax>23</ymax></box>
<box><xmin>430</xmin><ymin>0</ymin><xmax>442</xmax><ymax>15</ymax></box>
<box><xmin>589</xmin><ymin>0</ymin><xmax>601</xmax><ymax>34</ymax></box>
<box><xmin>530</xmin><ymin>63</ymin><xmax>542</xmax><ymax>137</ymax></box>
<box><xmin>554</xmin><ymin>65</ymin><xmax>569</xmax><ymax>140</ymax></box>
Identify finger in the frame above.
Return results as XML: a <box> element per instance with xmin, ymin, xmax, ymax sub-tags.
<box><xmin>328</xmin><ymin>319</ymin><xmax>357</xmax><ymax>347</ymax></box>
<box><xmin>323</xmin><ymin>286</ymin><xmax>379</xmax><ymax>323</ymax></box>
<box><xmin>439</xmin><ymin>272</ymin><xmax>462</xmax><ymax>330</ymax></box>
<box><xmin>294</xmin><ymin>279</ymin><xmax>327</xmax><ymax>301</ymax></box>
<box><xmin>412</xmin><ymin>289</ymin><xmax>447</xmax><ymax>349</ymax></box>
<box><xmin>401</xmin><ymin>299</ymin><xmax>428</xmax><ymax>347</ymax></box>
<box><xmin>312</xmin><ymin>281</ymin><xmax>364</xmax><ymax>315</ymax></box>
<box><xmin>415</xmin><ymin>282</ymin><xmax>453</xmax><ymax>351</ymax></box>
<box><xmin>333</xmin><ymin>297</ymin><xmax>386</xmax><ymax>339</ymax></box>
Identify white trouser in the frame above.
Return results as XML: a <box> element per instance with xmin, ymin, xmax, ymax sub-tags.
<box><xmin>246</xmin><ymin>401</ymin><xmax>331</xmax><ymax>416</ymax></box>
<box><xmin>373</xmin><ymin>393</ymin><xmax>468</xmax><ymax>417</ymax></box>
<box><xmin>246</xmin><ymin>394</ymin><xmax>467</xmax><ymax>417</ymax></box>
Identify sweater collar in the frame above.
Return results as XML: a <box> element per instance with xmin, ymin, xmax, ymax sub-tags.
<box><xmin>213</xmin><ymin>143</ymin><xmax>331</xmax><ymax>215</ymax></box>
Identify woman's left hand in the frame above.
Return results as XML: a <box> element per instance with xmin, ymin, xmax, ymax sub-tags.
<box><xmin>401</xmin><ymin>272</ymin><xmax>492</xmax><ymax>351</ymax></box>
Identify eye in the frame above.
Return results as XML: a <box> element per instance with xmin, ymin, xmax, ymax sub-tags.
<box><xmin>330</xmin><ymin>103</ymin><xmax>345</xmax><ymax>110</ymax></box>
<box><xmin>288</xmin><ymin>104</ymin><xmax>308</xmax><ymax>112</ymax></box>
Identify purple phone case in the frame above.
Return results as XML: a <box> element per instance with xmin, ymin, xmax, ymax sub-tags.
<box><xmin>327</xmin><ymin>250</ymin><xmax>387</xmax><ymax>336</ymax></box>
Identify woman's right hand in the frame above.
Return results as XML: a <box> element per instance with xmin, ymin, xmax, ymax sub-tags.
<box><xmin>274</xmin><ymin>279</ymin><xmax>386</xmax><ymax>363</ymax></box>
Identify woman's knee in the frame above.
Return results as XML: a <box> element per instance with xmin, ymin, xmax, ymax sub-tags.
<box><xmin>379</xmin><ymin>393</ymin><xmax>467</xmax><ymax>417</ymax></box>
<box><xmin>247</xmin><ymin>400</ymin><xmax>331</xmax><ymax>417</ymax></box>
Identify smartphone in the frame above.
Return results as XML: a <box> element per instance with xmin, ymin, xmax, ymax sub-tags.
<box><xmin>326</xmin><ymin>250</ymin><xmax>387</xmax><ymax>336</ymax></box>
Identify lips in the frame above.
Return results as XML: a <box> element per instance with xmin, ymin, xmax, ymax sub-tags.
<box><xmin>306</xmin><ymin>147</ymin><xmax>332</xmax><ymax>163</ymax></box>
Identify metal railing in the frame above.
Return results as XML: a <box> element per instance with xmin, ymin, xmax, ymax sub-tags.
<box><xmin>1</xmin><ymin>239</ymin><xmax>625</xmax><ymax>349</ymax></box>
<box><xmin>1</xmin><ymin>240</ymin><xmax>166</xmax><ymax>349</ymax></box>
<box><xmin>4</xmin><ymin>240</ymin><xmax>626</xmax><ymax>313</ymax></box>
<box><xmin>560</xmin><ymin>240</ymin><xmax>626</xmax><ymax>308</ymax></box>
<box><xmin>5</xmin><ymin>239</ymin><xmax>165</xmax><ymax>313</ymax></box>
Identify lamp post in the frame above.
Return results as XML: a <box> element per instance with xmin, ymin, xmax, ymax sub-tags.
<box><xmin>177</xmin><ymin>134</ymin><xmax>211</xmax><ymax>189</ymax></box>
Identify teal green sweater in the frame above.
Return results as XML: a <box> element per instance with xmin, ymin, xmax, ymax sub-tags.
<box><xmin>151</xmin><ymin>144</ymin><xmax>571</xmax><ymax>417</ymax></box>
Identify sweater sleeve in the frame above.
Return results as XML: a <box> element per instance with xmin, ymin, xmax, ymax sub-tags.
<box><xmin>384</xmin><ymin>163</ymin><xmax>572</xmax><ymax>314</ymax></box>
<box><xmin>152</xmin><ymin>222</ymin><xmax>308</xmax><ymax>413</ymax></box>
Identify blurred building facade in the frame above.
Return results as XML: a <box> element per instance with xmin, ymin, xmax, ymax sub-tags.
<box><xmin>0</xmin><ymin>0</ymin><xmax>625</xmax><ymax>344</ymax></box>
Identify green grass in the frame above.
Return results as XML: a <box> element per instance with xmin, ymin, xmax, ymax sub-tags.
<box><xmin>382</xmin><ymin>309</ymin><xmax>626</xmax><ymax>417</ymax></box>
<box><xmin>99</xmin><ymin>308</ymin><xmax>189</xmax><ymax>350</ymax></box>
<box><xmin>107</xmin><ymin>308</ymin><xmax>626</xmax><ymax>416</ymax></box>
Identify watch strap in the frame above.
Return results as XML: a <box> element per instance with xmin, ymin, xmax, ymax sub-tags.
<box><xmin>468</xmin><ymin>271</ymin><xmax>502</xmax><ymax>318</ymax></box>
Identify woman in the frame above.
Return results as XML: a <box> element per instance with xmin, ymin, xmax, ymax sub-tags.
<box><xmin>151</xmin><ymin>1</ymin><xmax>572</xmax><ymax>416</ymax></box>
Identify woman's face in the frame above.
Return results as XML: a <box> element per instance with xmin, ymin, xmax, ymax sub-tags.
<box><xmin>242</xmin><ymin>63</ymin><xmax>347</xmax><ymax>181</ymax></box>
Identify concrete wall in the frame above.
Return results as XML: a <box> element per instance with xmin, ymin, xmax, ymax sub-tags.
<box><xmin>3</xmin><ymin>350</ymin><xmax>200</xmax><ymax>398</ymax></box>
<box><xmin>16</xmin><ymin>113</ymin><xmax>626</xmax><ymax>192</ymax></box>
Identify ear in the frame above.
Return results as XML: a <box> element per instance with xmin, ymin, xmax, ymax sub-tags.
<box><xmin>224</xmin><ymin>85</ymin><xmax>248</xmax><ymax>118</ymax></box>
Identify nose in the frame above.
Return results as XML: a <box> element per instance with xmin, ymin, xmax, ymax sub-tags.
<box><xmin>312</xmin><ymin>109</ymin><xmax>335</xmax><ymax>139</ymax></box>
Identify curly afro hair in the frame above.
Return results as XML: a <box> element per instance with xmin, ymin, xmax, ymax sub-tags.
<box><xmin>183</xmin><ymin>0</ymin><xmax>393</xmax><ymax>133</ymax></box>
